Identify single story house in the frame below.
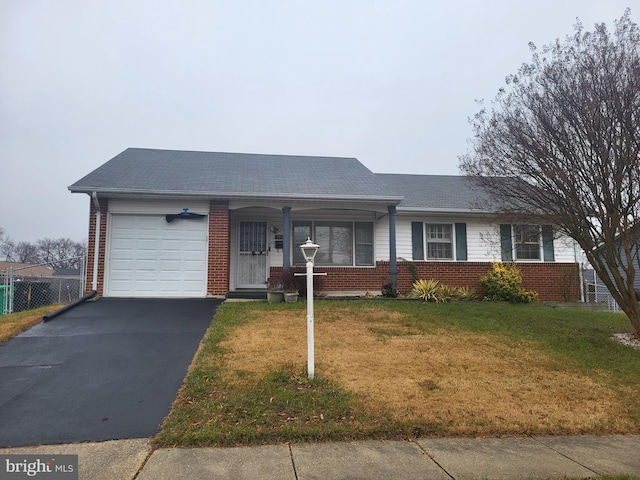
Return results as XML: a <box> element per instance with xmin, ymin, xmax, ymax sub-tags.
<box><xmin>69</xmin><ymin>148</ymin><xmax>581</xmax><ymax>301</ymax></box>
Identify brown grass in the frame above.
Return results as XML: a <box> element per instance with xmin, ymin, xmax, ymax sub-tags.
<box><xmin>0</xmin><ymin>305</ymin><xmax>62</xmax><ymax>344</ymax></box>
<box><xmin>220</xmin><ymin>307</ymin><xmax>634</xmax><ymax>435</ymax></box>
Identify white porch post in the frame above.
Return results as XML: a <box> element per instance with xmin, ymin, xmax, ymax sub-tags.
<box><xmin>282</xmin><ymin>206</ymin><xmax>291</xmax><ymax>271</ymax></box>
<box><xmin>388</xmin><ymin>205</ymin><xmax>397</xmax><ymax>289</ymax></box>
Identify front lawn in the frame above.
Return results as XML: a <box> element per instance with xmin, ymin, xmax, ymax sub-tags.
<box><xmin>0</xmin><ymin>305</ymin><xmax>61</xmax><ymax>344</ymax></box>
<box><xmin>155</xmin><ymin>300</ymin><xmax>640</xmax><ymax>447</ymax></box>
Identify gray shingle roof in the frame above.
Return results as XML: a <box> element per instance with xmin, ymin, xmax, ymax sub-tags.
<box><xmin>69</xmin><ymin>148</ymin><xmax>401</xmax><ymax>203</ymax></box>
<box><xmin>69</xmin><ymin>148</ymin><xmax>498</xmax><ymax>213</ymax></box>
<box><xmin>378</xmin><ymin>174</ymin><xmax>495</xmax><ymax>212</ymax></box>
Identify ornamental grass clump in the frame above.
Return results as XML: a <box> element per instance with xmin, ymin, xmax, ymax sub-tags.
<box><xmin>410</xmin><ymin>279</ymin><xmax>442</xmax><ymax>302</ymax></box>
<box><xmin>480</xmin><ymin>262</ymin><xmax>538</xmax><ymax>303</ymax></box>
<box><xmin>409</xmin><ymin>279</ymin><xmax>476</xmax><ymax>303</ymax></box>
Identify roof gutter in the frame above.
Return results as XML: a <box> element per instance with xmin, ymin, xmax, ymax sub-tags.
<box><xmin>91</xmin><ymin>192</ymin><xmax>101</xmax><ymax>292</ymax></box>
<box><xmin>395</xmin><ymin>207</ymin><xmax>495</xmax><ymax>215</ymax></box>
<box><xmin>68</xmin><ymin>187</ymin><xmax>403</xmax><ymax>205</ymax></box>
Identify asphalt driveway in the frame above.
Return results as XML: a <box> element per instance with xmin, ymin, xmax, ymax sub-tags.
<box><xmin>0</xmin><ymin>298</ymin><xmax>221</xmax><ymax>447</ymax></box>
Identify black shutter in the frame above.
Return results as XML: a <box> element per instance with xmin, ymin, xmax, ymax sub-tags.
<box><xmin>411</xmin><ymin>222</ymin><xmax>424</xmax><ymax>260</ymax></box>
<box><xmin>500</xmin><ymin>224</ymin><xmax>513</xmax><ymax>261</ymax></box>
<box><xmin>455</xmin><ymin>223</ymin><xmax>467</xmax><ymax>261</ymax></box>
<box><xmin>542</xmin><ymin>225</ymin><xmax>555</xmax><ymax>262</ymax></box>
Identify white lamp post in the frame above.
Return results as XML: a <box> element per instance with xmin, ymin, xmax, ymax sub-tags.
<box><xmin>300</xmin><ymin>237</ymin><xmax>319</xmax><ymax>379</ymax></box>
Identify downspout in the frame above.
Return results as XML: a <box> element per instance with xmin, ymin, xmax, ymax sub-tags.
<box><xmin>91</xmin><ymin>192</ymin><xmax>101</xmax><ymax>292</ymax></box>
<box><xmin>388</xmin><ymin>205</ymin><xmax>397</xmax><ymax>290</ymax></box>
<box><xmin>43</xmin><ymin>290</ymin><xmax>97</xmax><ymax>322</ymax></box>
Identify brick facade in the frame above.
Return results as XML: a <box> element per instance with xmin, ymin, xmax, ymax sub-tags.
<box><xmin>84</xmin><ymin>195</ymin><xmax>579</xmax><ymax>302</ymax></box>
<box><xmin>207</xmin><ymin>200</ymin><xmax>230</xmax><ymax>296</ymax></box>
<box><xmin>271</xmin><ymin>261</ymin><xmax>580</xmax><ymax>302</ymax></box>
<box><xmin>85</xmin><ymin>196</ymin><xmax>108</xmax><ymax>295</ymax></box>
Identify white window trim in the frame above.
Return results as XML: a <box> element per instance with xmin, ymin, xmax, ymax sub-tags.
<box><xmin>512</xmin><ymin>224</ymin><xmax>543</xmax><ymax>262</ymax></box>
<box><xmin>425</xmin><ymin>223</ymin><xmax>456</xmax><ymax>261</ymax></box>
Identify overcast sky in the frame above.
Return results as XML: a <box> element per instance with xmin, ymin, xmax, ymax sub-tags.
<box><xmin>0</xmin><ymin>0</ymin><xmax>633</xmax><ymax>243</ymax></box>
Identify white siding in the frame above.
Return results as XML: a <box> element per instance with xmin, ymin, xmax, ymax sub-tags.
<box><xmin>467</xmin><ymin>222</ymin><xmax>501</xmax><ymax>261</ymax></box>
<box><xmin>389</xmin><ymin>215</ymin><xmax>577</xmax><ymax>263</ymax></box>
<box><xmin>375</xmin><ymin>218</ymin><xmax>390</xmax><ymax>261</ymax></box>
<box><xmin>553</xmin><ymin>236</ymin><xmax>579</xmax><ymax>262</ymax></box>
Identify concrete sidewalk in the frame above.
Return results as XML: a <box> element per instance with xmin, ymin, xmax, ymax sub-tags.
<box><xmin>2</xmin><ymin>435</ymin><xmax>639</xmax><ymax>479</ymax></box>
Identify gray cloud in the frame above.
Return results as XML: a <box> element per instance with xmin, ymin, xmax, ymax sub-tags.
<box><xmin>0</xmin><ymin>0</ymin><xmax>632</xmax><ymax>241</ymax></box>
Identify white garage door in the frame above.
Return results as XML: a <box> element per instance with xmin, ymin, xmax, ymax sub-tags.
<box><xmin>107</xmin><ymin>214</ymin><xmax>208</xmax><ymax>297</ymax></box>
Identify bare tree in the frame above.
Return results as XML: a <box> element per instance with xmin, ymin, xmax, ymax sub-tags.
<box><xmin>12</xmin><ymin>241</ymin><xmax>40</xmax><ymax>264</ymax></box>
<box><xmin>0</xmin><ymin>227</ymin><xmax>11</xmax><ymax>261</ymax></box>
<box><xmin>0</xmin><ymin>228</ymin><xmax>86</xmax><ymax>269</ymax></box>
<box><xmin>36</xmin><ymin>238</ymin><xmax>87</xmax><ymax>269</ymax></box>
<box><xmin>460</xmin><ymin>11</ymin><xmax>640</xmax><ymax>334</ymax></box>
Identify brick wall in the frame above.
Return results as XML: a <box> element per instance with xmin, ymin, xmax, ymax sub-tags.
<box><xmin>271</xmin><ymin>261</ymin><xmax>580</xmax><ymax>302</ymax></box>
<box><xmin>207</xmin><ymin>201</ymin><xmax>230</xmax><ymax>296</ymax></box>
<box><xmin>85</xmin><ymin>196</ymin><xmax>108</xmax><ymax>295</ymax></box>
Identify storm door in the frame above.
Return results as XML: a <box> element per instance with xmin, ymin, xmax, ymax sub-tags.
<box><xmin>237</xmin><ymin>221</ymin><xmax>268</xmax><ymax>288</ymax></box>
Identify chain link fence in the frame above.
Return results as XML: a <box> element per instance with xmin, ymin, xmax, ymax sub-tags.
<box><xmin>584</xmin><ymin>280</ymin><xmax>620</xmax><ymax>312</ymax></box>
<box><xmin>1</xmin><ymin>257</ymin><xmax>86</xmax><ymax>315</ymax></box>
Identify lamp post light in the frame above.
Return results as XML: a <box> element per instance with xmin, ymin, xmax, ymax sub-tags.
<box><xmin>300</xmin><ymin>237</ymin><xmax>320</xmax><ymax>379</ymax></box>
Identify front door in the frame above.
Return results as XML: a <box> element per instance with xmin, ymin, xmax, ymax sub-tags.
<box><xmin>237</xmin><ymin>221</ymin><xmax>268</xmax><ymax>288</ymax></box>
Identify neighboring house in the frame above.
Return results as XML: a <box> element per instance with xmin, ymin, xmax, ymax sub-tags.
<box><xmin>0</xmin><ymin>262</ymin><xmax>55</xmax><ymax>313</ymax></box>
<box><xmin>0</xmin><ymin>262</ymin><xmax>54</xmax><ymax>278</ymax></box>
<box><xmin>69</xmin><ymin>148</ymin><xmax>581</xmax><ymax>301</ymax></box>
<box><xmin>589</xmin><ymin>227</ymin><xmax>640</xmax><ymax>303</ymax></box>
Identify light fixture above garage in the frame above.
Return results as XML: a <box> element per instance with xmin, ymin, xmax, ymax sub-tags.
<box><xmin>165</xmin><ymin>208</ymin><xmax>206</xmax><ymax>223</ymax></box>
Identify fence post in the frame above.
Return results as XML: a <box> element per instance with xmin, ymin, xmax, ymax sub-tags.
<box><xmin>8</xmin><ymin>267</ymin><xmax>14</xmax><ymax>314</ymax></box>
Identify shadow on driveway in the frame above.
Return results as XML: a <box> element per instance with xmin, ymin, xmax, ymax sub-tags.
<box><xmin>0</xmin><ymin>298</ymin><xmax>221</xmax><ymax>447</ymax></box>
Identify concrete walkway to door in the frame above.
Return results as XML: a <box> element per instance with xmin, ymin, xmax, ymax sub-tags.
<box><xmin>0</xmin><ymin>298</ymin><xmax>220</xmax><ymax>448</ymax></box>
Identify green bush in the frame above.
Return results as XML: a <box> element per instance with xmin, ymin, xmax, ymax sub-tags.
<box><xmin>480</xmin><ymin>262</ymin><xmax>538</xmax><ymax>303</ymax></box>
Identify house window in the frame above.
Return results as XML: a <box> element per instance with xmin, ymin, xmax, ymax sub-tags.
<box><xmin>501</xmin><ymin>224</ymin><xmax>554</xmax><ymax>262</ymax></box>
<box><xmin>315</xmin><ymin>222</ymin><xmax>353</xmax><ymax>265</ymax></box>
<box><xmin>513</xmin><ymin>225</ymin><xmax>541</xmax><ymax>260</ymax></box>
<box><xmin>293</xmin><ymin>221</ymin><xmax>312</xmax><ymax>265</ymax></box>
<box><xmin>412</xmin><ymin>222</ymin><xmax>467</xmax><ymax>261</ymax></box>
<box><xmin>426</xmin><ymin>224</ymin><xmax>453</xmax><ymax>260</ymax></box>
<box><xmin>292</xmin><ymin>221</ymin><xmax>374</xmax><ymax>266</ymax></box>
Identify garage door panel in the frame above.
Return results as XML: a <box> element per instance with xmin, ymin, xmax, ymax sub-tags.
<box><xmin>184</xmin><ymin>259</ymin><xmax>205</xmax><ymax>271</ymax></box>
<box><xmin>138</xmin><ymin>238</ymin><xmax>160</xmax><ymax>250</ymax></box>
<box><xmin>159</xmin><ymin>260</ymin><xmax>181</xmax><ymax>273</ymax></box>
<box><xmin>108</xmin><ymin>281</ymin><xmax>130</xmax><ymax>295</ymax></box>
<box><xmin>110</xmin><ymin>258</ymin><xmax>133</xmax><ymax>269</ymax></box>
<box><xmin>111</xmin><ymin>238</ymin><xmax>134</xmax><ymax>251</ymax></box>
<box><xmin>184</xmin><ymin>239</ymin><xmax>206</xmax><ymax>249</ymax></box>
<box><xmin>133</xmin><ymin>281</ymin><xmax>156</xmax><ymax>293</ymax></box>
<box><xmin>135</xmin><ymin>259</ymin><xmax>158</xmax><ymax>271</ymax></box>
<box><xmin>138</xmin><ymin>217</ymin><xmax>160</xmax><ymax>229</ymax></box>
<box><xmin>108</xmin><ymin>214</ymin><xmax>208</xmax><ymax>297</ymax></box>
<box><xmin>182</xmin><ymin>283</ymin><xmax>205</xmax><ymax>294</ymax></box>
<box><xmin>159</xmin><ymin>280</ymin><xmax>181</xmax><ymax>291</ymax></box>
